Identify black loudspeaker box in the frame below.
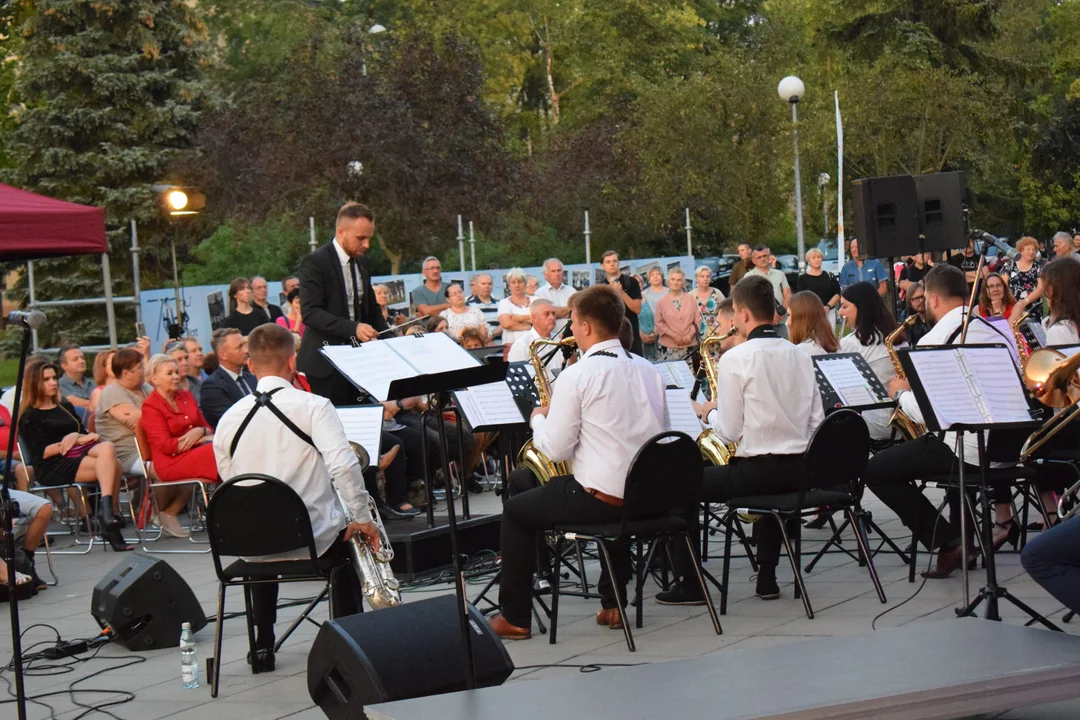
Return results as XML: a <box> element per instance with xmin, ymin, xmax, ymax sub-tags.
<box><xmin>853</xmin><ymin>174</ymin><xmax>921</xmax><ymax>259</ymax></box>
<box><xmin>307</xmin><ymin>595</ymin><xmax>514</xmax><ymax>717</ymax></box>
<box><xmin>914</xmin><ymin>171</ymin><xmax>967</xmax><ymax>251</ymax></box>
<box><xmin>91</xmin><ymin>555</ymin><xmax>207</xmax><ymax>651</ymax></box>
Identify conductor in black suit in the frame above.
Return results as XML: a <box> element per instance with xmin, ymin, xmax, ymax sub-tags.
<box><xmin>297</xmin><ymin>202</ymin><xmax>389</xmax><ymax>406</ymax></box>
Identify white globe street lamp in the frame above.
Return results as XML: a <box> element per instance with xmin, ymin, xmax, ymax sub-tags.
<box><xmin>778</xmin><ymin>75</ymin><xmax>807</xmax><ymax>271</ymax></box>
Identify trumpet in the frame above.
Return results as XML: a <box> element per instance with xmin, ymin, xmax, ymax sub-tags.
<box><xmin>516</xmin><ymin>336</ymin><xmax>577</xmax><ymax>484</ymax></box>
<box><xmin>342</xmin><ymin>441</ymin><xmax>401</xmax><ymax>609</ymax></box>
<box><xmin>884</xmin><ymin>316</ymin><xmax>926</xmax><ymax>440</ymax></box>
<box><xmin>1018</xmin><ymin>349</ymin><xmax>1080</xmax><ymax>462</ymax></box>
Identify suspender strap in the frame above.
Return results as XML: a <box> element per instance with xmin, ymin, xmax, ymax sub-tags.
<box><xmin>229</xmin><ymin>387</ymin><xmax>315</xmax><ymax>457</ymax></box>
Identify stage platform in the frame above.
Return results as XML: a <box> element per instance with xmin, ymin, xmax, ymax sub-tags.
<box><xmin>368</xmin><ymin>620</ymin><xmax>1080</xmax><ymax>720</ymax></box>
<box><xmin>384</xmin><ymin>511</ymin><xmax>501</xmax><ymax>581</ymax></box>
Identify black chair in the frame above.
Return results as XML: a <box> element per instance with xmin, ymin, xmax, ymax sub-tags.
<box><xmin>719</xmin><ymin>410</ymin><xmax>885</xmax><ymax>620</ymax></box>
<box><xmin>548</xmin><ymin>431</ymin><xmax>722</xmax><ymax>652</ymax></box>
<box><xmin>206</xmin><ymin>474</ymin><xmax>337</xmax><ymax>698</ymax></box>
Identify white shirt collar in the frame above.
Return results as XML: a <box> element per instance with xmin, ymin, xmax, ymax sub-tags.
<box><xmin>255</xmin><ymin>375</ymin><xmax>293</xmax><ymax>392</ymax></box>
<box><xmin>221</xmin><ymin>366</ymin><xmax>240</xmax><ymax>382</ymax></box>
<box><xmin>332</xmin><ymin>238</ymin><xmax>350</xmax><ymax>265</ymax></box>
<box><xmin>583</xmin><ymin>338</ymin><xmax>623</xmax><ymax>359</ymax></box>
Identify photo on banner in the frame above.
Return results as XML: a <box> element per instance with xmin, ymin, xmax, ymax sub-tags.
<box><xmin>383</xmin><ymin>278</ymin><xmax>406</xmax><ymax>305</ymax></box>
<box><xmin>207</xmin><ymin>290</ymin><xmax>226</xmax><ymax>331</ymax></box>
<box><xmin>571</xmin><ymin>269</ymin><xmax>591</xmax><ymax>291</ymax></box>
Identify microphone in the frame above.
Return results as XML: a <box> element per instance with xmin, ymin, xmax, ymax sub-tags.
<box><xmin>973</xmin><ymin>231</ymin><xmax>1018</xmax><ymax>260</ymax></box>
<box><xmin>8</xmin><ymin>310</ymin><xmax>46</xmax><ymax>329</ymax></box>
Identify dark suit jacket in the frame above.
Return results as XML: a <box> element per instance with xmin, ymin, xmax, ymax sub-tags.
<box><xmin>200</xmin><ymin>365</ymin><xmax>257</xmax><ymax>430</ymax></box>
<box><xmin>297</xmin><ymin>241</ymin><xmax>388</xmax><ymax>379</ymax></box>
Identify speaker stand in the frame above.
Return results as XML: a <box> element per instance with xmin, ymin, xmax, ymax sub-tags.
<box><xmin>2</xmin><ymin>326</ymin><xmax>34</xmax><ymax>720</ymax></box>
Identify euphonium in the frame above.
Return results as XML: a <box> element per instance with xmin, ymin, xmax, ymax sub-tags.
<box><xmin>1018</xmin><ymin>349</ymin><xmax>1080</xmax><ymax>462</ymax></box>
<box><xmin>516</xmin><ymin>336</ymin><xmax>577</xmax><ymax>484</ymax></box>
<box><xmin>342</xmin><ymin>441</ymin><xmax>401</xmax><ymax>609</ymax></box>
<box><xmin>697</xmin><ymin>327</ymin><xmax>738</xmax><ymax>466</ymax></box>
<box><xmin>1011</xmin><ymin>309</ymin><xmax>1033</xmax><ymax>372</ymax></box>
<box><xmin>884</xmin><ymin>315</ymin><xmax>926</xmax><ymax>440</ymax></box>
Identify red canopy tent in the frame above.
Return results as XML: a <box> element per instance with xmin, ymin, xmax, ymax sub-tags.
<box><xmin>0</xmin><ymin>183</ymin><xmax>107</xmax><ymax>260</ymax></box>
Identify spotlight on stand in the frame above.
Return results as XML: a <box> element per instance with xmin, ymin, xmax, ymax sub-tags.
<box><xmin>152</xmin><ymin>184</ymin><xmax>205</xmax><ymax>217</ymax></box>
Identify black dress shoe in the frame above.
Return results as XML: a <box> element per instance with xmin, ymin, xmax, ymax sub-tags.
<box><xmin>655</xmin><ymin>582</ymin><xmax>706</xmax><ymax>606</ymax></box>
<box><xmin>247</xmin><ymin>648</ymin><xmax>275</xmax><ymax>673</ymax></box>
<box><xmin>755</xmin><ymin>575</ymin><xmax>780</xmax><ymax>600</ymax></box>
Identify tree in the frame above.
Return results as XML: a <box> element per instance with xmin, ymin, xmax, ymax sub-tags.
<box><xmin>1</xmin><ymin>0</ymin><xmax>209</xmax><ymax>347</ymax></box>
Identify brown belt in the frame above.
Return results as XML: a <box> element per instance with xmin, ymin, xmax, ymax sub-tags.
<box><xmin>584</xmin><ymin>487</ymin><xmax>624</xmax><ymax>507</ymax></box>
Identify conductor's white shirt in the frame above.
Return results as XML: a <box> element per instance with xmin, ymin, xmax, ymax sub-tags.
<box><xmin>214</xmin><ymin>375</ymin><xmax>372</xmax><ymax>559</ymax></box>
<box><xmin>710</xmin><ymin>328</ymin><xmax>824</xmax><ymax>457</ymax></box>
<box><xmin>530</xmin><ymin>339</ymin><xmax>668</xmax><ymax>499</ymax></box>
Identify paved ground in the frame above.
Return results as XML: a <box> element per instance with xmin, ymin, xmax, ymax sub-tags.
<box><xmin>3</xmin><ymin>489</ymin><xmax>1079</xmax><ymax>719</ymax></box>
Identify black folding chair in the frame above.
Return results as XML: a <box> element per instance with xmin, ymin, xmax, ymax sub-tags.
<box><xmin>206</xmin><ymin>474</ymin><xmax>336</xmax><ymax>698</ymax></box>
<box><xmin>549</xmin><ymin>431</ymin><xmax>722</xmax><ymax>652</ymax></box>
<box><xmin>719</xmin><ymin>410</ymin><xmax>885</xmax><ymax>620</ymax></box>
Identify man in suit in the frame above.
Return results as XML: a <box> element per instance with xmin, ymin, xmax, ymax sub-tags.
<box><xmin>200</xmin><ymin>327</ymin><xmax>258</xmax><ymax>429</ymax></box>
<box><xmin>297</xmin><ymin>202</ymin><xmax>389</xmax><ymax>406</ymax></box>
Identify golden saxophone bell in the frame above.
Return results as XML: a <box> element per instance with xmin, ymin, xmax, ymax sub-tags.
<box><xmin>885</xmin><ymin>315</ymin><xmax>926</xmax><ymax>440</ymax></box>
<box><xmin>696</xmin><ymin>327</ymin><xmax>748</xmax><ymax>519</ymax></box>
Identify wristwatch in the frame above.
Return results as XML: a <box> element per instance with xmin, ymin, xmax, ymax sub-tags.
<box><xmin>892</xmin><ymin>388</ymin><xmax>907</xmax><ymax>402</ymax></box>
<box><xmin>395</xmin><ymin>399</ymin><xmax>405</xmax><ymax>411</ymax></box>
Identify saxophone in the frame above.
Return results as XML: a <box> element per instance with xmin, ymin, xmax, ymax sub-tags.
<box><xmin>342</xmin><ymin>441</ymin><xmax>401</xmax><ymax>610</ymax></box>
<box><xmin>885</xmin><ymin>316</ymin><xmax>926</xmax><ymax>440</ymax></box>
<box><xmin>1011</xmin><ymin>309</ymin><xmax>1033</xmax><ymax>372</ymax></box>
<box><xmin>697</xmin><ymin>327</ymin><xmax>738</xmax><ymax>466</ymax></box>
<box><xmin>516</xmin><ymin>336</ymin><xmax>577</xmax><ymax>484</ymax></box>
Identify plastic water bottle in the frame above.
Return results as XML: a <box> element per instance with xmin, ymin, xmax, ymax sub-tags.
<box><xmin>180</xmin><ymin>622</ymin><xmax>200</xmax><ymax>689</ymax></box>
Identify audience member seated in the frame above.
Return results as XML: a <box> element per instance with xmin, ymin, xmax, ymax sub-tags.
<box><xmin>87</xmin><ymin>349</ymin><xmax>115</xmax><ymax>413</ymax></box>
<box><xmin>507</xmin><ymin>299</ymin><xmax>564</xmax><ymax>372</ymax></box>
<box><xmin>8</xmin><ymin>488</ymin><xmax>52</xmax><ymax>593</ymax></box>
<box><xmin>0</xmin><ymin>395</ymin><xmax>30</xmax><ymax>491</ymax></box>
<box><xmin>94</xmin><ymin>348</ymin><xmax>150</xmax><ymax>479</ymax></box>
<box><xmin>140</xmin><ymin>354</ymin><xmax>219</xmax><ymax>537</ymax></box>
<box><xmin>788</xmin><ymin>290</ymin><xmax>839</xmax><ymax>356</ymax></box>
<box><xmin>977</xmin><ymin>272</ymin><xmax>1016</xmax><ymax>318</ymax></box>
<box><xmin>18</xmin><ymin>362</ymin><xmax>131</xmax><ymax>551</ymax></box>
<box><xmin>460</xmin><ymin>327</ymin><xmax>486</xmax><ymax>349</ymax></box>
<box><xmin>440</xmin><ymin>283</ymin><xmax>488</xmax><ymax>343</ymax></box>
<box><xmin>202</xmin><ymin>351</ymin><xmax>220</xmax><ymax>376</ymax></box>
<box><xmin>183</xmin><ymin>336</ymin><xmax>208</xmax><ymax>380</ymax></box>
<box><xmin>426</xmin><ymin>316</ymin><xmax>449</xmax><ymax>334</ymax></box>
<box><xmin>223</xmin><ymin>276</ymin><xmax>267</xmax><ymax>336</ymax></box>
<box><xmin>58</xmin><ymin>344</ymin><xmax>94</xmax><ymax>411</ymax></box>
<box><xmin>276</xmin><ymin>287</ymin><xmax>306</xmax><ymax>337</ymax></box>
<box><xmin>1021</xmin><ymin>514</ymin><xmax>1080</xmax><ymax>615</ymax></box>
<box><xmin>166</xmin><ymin>341</ymin><xmax>203</xmax><ymax>406</ymax></box>
<box><xmin>200</xmin><ymin>328</ymin><xmax>257</xmax><ymax>429</ymax></box>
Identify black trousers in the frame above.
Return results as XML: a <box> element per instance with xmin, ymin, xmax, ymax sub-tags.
<box><xmin>864</xmin><ymin>434</ymin><xmax>967</xmax><ymax>551</ymax></box>
<box><xmin>250</xmin><ymin>534</ymin><xmax>359</xmax><ymax>638</ymax></box>
<box><xmin>499</xmin><ymin>471</ymin><xmax>628</xmax><ymax>629</ymax></box>
<box><xmin>374</xmin><ymin>430</ymin><xmax>411</xmax><ymax>506</ymax></box>
<box><xmin>674</xmin><ymin>455</ymin><xmax>804</xmax><ymax>580</ymax></box>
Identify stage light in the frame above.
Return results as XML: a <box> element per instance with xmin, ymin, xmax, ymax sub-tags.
<box><xmin>152</xmin><ymin>184</ymin><xmax>205</xmax><ymax>216</ymax></box>
<box><xmin>166</xmin><ymin>190</ymin><xmax>189</xmax><ymax>211</ymax></box>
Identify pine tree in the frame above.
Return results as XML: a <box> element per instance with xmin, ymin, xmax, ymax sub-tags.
<box><xmin>2</xmin><ymin>0</ymin><xmax>209</xmax><ymax>348</ymax></box>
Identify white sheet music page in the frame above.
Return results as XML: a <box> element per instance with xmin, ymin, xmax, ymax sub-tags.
<box><xmin>321</xmin><ymin>343</ymin><xmax>415</xmax><ymax>402</ymax></box>
<box><xmin>456</xmin><ymin>381</ymin><xmax>525</xmax><ymax>428</ymax></box>
<box><xmin>335</xmin><ymin>406</ymin><xmax>383</xmax><ymax>459</ymax></box>
<box><xmin>383</xmin><ymin>333</ymin><xmax>479</xmax><ymax>376</ymax></box>
<box><xmin>1057</xmin><ymin>344</ymin><xmax>1080</xmax><ymax>358</ymax></box>
<box><xmin>908</xmin><ymin>350</ymin><xmax>984</xmax><ymax>429</ymax></box>
<box><xmin>815</xmin><ymin>355</ymin><xmax>882</xmax><ymax>407</ymax></box>
<box><xmin>665</xmin><ymin>388</ymin><xmax>704</xmax><ymax>438</ymax></box>
<box><xmin>958</xmin><ymin>346</ymin><xmax>1032</xmax><ymax>423</ymax></box>
<box><xmin>654</xmin><ymin>360</ymin><xmax>697</xmax><ymax>390</ymax></box>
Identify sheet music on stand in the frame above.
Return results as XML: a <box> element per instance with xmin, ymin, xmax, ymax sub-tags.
<box><xmin>897</xmin><ymin>344</ymin><xmax>1039</xmax><ymax>432</ymax></box>
<box><xmin>454</xmin><ymin>381</ymin><xmax>527</xmax><ymax>431</ymax></box>
<box><xmin>812</xmin><ymin>353</ymin><xmax>894</xmax><ymax>411</ymax></box>
<box><xmin>665</xmin><ymin>388</ymin><xmax>704</xmax><ymax>439</ymax></box>
<box><xmin>505</xmin><ymin>362</ymin><xmax>541</xmax><ymax>408</ymax></box>
<box><xmin>1026</xmin><ymin>319</ymin><xmax>1048</xmax><ymax>350</ymax></box>
<box><xmin>321</xmin><ymin>332</ymin><xmax>480</xmax><ymax>401</ymax></box>
<box><xmin>1051</xmin><ymin>343</ymin><xmax>1080</xmax><ymax>358</ymax></box>
<box><xmin>654</xmin><ymin>360</ymin><xmax>697</xmax><ymax>391</ymax></box>
<box><xmin>335</xmin><ymin>405</ymin><xmax>384</xmax><ymax>460</ymax></box>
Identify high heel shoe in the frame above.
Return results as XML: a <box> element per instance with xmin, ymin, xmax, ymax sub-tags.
<box><xmin>993</xmin><ymin>520</ymin><xmax>1020</xmax><ymax>551</ymax></box>
<box><xmin>98</xmin><ymin>496</ymin><xmax>133</xmax><ymax>552</ymax></box>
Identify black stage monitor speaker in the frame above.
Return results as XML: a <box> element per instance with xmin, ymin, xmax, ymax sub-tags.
<box><xmin>91</xmin><ymin>555</ymin><xmax>206</xmax><ymax>651</ymax></box>
<box><xmin>914</xmin><ymin>171</ymin><xmax>967</xmax><ymax>251</ymax></box>
<box><xmin>853</xmin><ymin>174</ymin><xmax>920</xmax><ymax>259</ymax></box>
<box><xmin>307</xmin><ymin>595</ymin><xmax>514</xmax><ymax>718</ymax></box>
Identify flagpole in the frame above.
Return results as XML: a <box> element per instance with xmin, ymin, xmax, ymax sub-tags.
<box><xmin>835</xmin><ymin>90</ymin><xmax>845</xmax><ymax>269</ymax></box>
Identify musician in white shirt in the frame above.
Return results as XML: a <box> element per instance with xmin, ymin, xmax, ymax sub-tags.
<box><xmin>507</xmin><ymin>299</ymin><xmax>565</xmax><ymax>373</ymax></box>
<box><xmin>1040</xmin><ymin>258</ymin><xmax>1080</xmax><ymax>346</ymax></box>
<box><xmin>663</xmin><ymin>275</ymin><xmax>823</xmax><ymax>604</ymax></box>
<box><xmin>213</xmin><ymin>323</ymin><xmax>380</xmax><ymax>669</ymax></box>
<box><xmin>489</xmin><ymin>285</ymin><xmax>668</xmax><ymax>640</ymax></box>
<box><xmin>866</xmin><ymin>264</ymin><xmax>1016</xmax><ymax>579</ymax></box>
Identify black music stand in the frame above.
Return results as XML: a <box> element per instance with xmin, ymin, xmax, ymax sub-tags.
<box><xmin>897</xmin><ymin>345</ymin><xmax>1057</xmax><ymax>630</ymax></box>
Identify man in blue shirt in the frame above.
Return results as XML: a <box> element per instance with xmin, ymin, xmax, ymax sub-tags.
<box><xmin>838</xmin><ymin>238</ymin><xmax>888</xmax><ymax>296</ymax></box>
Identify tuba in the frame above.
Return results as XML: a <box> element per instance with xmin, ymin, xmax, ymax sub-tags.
<box><xmin>884</xmin><ymin>315</ymin><xmax>926</xmax><ymax>440</ymax></box>
<box><xmin>516</xmin><ymin>336</ymin><xmax>577</xmax><ymax>484</ymax></box>
<box><xmin>342</xmin><ymin>441</ymin><xmax>401</xmax><ymax>610</ymax></box>
<box><xmin>1018</xmin><ymin>349</ymin><xmax>1080</xmax><ymax>462</ymax></box>
<box><xmin>697</xmin><ymin>327</ymin><xmax>738</xmax><ymax>466</ymax></box>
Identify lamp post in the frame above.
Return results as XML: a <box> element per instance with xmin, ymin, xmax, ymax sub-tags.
<box><xmin>778</xmin><ymin>75</ymin><xmax>806</xmax><ymax>272</ymax></box>
<box><xmin>362</xmin><ymin>23</ymin><xmax>387</xmax><ymax>76</ymax></box>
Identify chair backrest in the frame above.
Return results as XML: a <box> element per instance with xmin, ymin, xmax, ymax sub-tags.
<box><xmin>619</xmin><ymin>431</ymin><xmax>702</xmax><ymax>536</ymax></box>
<box><xmin>205</xmin><ymin>474</ymin><xmax>321</xmax><ymax>580</ymax></box>
<box><xmin>803</xmin><ymin>409</ymin><xmax>870</xmax><ymax>500</ymax></box>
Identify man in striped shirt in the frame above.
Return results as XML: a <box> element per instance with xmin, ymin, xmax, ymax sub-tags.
<box><xmin>467</xmin><ymin>272</ymin><xmax>502</xmax><ymax>344</ymax></box>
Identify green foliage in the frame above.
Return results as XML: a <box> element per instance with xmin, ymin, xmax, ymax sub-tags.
<box><xmin>182</xmin><ymin>217</ymin><xmax>312</xmax><ymax>286</ymax></box>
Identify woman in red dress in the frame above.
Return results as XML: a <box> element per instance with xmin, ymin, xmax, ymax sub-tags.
<box><xmin>140</xmin><ymin>354</ymin><xmax>219</xmax><ymax>537</ymax></box>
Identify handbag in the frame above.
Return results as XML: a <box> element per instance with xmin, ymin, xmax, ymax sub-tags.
<box><xmin>64</xmin><ymin>441</ymin><xmax>98</xmax><ymax>459</ymax></box>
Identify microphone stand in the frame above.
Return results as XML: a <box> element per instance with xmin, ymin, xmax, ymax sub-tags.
<box><xmin>3</xmin><ymin>322</ymin><xmax>35</xmax><ymax>720</ymax></box>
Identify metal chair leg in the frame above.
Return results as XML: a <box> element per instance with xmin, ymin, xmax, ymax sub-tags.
<box><xmin>721</xmin><ymin>512</ymin><xmax>734</xmax><ymax>615</ymax></box>
<box><xmin>274</xmin><ymin>585</ymin><xmax>329</xmax><ymax>652</ymax></box>
<box><xmin>775</xmin><ymin>514</ymin><xmax>813</xmax><ymax>620</ymax></box>
<box><xmin>212</xmin><ymin>583</ymin><xmax>226</xmax><ymax>698</ymax></box>
<box><xmin>549</xmin><ymin>537</ymin><xmax>563</xmax><ymax>645</ymax></box>
<box><xmin>683</xmin><ymin>534</ymin><xmax>722</xmax><ymax>636</ymax></box>
<box><xmin>242</xmin><ymin>585</ymin><xmax>259</xmax><ymax>673</ymax></box>
<box><xmin>596</xmin><ymin>539</ymin><xmax>635</xmax><ymax>652</ymax></box>
<box><xmin>850</xmin><ymin>509</ymin><xmax>887</xmax><ymax>604</ymax></box>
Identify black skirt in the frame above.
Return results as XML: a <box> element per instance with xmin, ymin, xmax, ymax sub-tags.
<box><xmin>34</xmin><ymin>455</ymin><xmax>84</xmax><ymax>487</ymax></box>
